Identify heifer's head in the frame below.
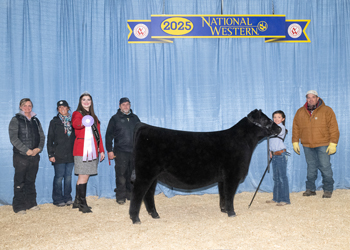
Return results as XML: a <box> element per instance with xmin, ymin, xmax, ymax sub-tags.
<box><xmin>247</xmin><ymin>109</ymin><xmax>282</xmax><ymax>139</ymax></box>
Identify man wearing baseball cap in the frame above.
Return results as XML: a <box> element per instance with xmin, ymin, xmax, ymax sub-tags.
<box><xmin>292</xmin><ymin>90</ymin><xmax>339</xmax><ymax>198</ymax></box>
<box><xmin>105</xmin><ymin>97</ymin><xmax>140</xmax><ymax>204</ymax></box>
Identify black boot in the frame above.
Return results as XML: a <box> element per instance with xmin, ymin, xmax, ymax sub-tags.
<box><xmin>72</xmin><ymin>184</ymin><xmax>80</xmax><ymax>209</ymax></box>
<box><xmin>73</xmin><ymin>184</ymin><xmax>91</xmax><ymax>209</ymax></box>
<box><xmin>78</xmin><ymin>183</ymin><xmax>92</xmax><ymax>213</ymax></box>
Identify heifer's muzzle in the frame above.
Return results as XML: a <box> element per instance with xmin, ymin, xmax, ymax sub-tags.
<box><xmin>269</xmin><ymin>122</ymin><xmax>282</xmax><ymax>136</ymax></box>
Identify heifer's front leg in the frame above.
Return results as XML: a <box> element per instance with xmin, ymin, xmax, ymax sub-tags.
<box><xmin>224</xmin><ymin>178</ymin><xmax>240</xmax><ymax>217</ymax></box>
<box><xmin>129</xmin><ymin>178</ymin><xmax>152</xmax><ymax>224</ymax></box>
<box><xmin>218</xmin><ymin>181</ymin><xmax>226</xmax><ymax>213</ymax></box>
<box><xmin>143</xmin><ymin>180</ymin><xmax>160</xmax><ymax>219</ymax></box>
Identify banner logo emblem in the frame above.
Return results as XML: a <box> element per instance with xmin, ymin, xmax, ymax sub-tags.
<box><xmin>288</xmin><ymin>23</ymin><xmax>302</xmax><ymax>38</ymax></box>
<box><xmin>257</xmin><ymin>21</ymin><xmax>268</xmax><ymax>32</ymax></box>
<box><xmin>134</xmin><ymin>24</ymin><xmax>149</xmax><ymax>39</ymax></box>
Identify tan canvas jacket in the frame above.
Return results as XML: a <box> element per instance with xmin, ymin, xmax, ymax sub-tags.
<box><xmin>292</xmin><ymin>98</ymin><xmax>339</xmax><ymax>148</ymax></box>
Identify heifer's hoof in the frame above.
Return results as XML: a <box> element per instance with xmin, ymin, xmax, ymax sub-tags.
<box><xmin>227</xmin><ymin>211</ymin><xmax>236</xmax><ymax>217</ymax></box>
<box><xmin>221</xmin><ymin>208</ymin><xmax>227</xmax><ymax>213</ymax></box>
<box><xmin>149</xmin><ymin>211</ymin><xmax>160</xmax><ymax>219</ymax></box>
<box><xmin>131</xmin><ymin>217</ymin><xmax>141</xmax><ymax>224</ymax></box>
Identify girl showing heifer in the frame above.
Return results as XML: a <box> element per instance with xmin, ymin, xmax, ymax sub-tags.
<box><xmin>266</xmin><ymin>110</ymin><xmax>291</xmax><ymax>206</ymax></box>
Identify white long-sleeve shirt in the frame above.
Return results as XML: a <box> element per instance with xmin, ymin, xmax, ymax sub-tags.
<box><xmin>269</xmin><ymin>123</ymin><xmax>287</xmax><ymax>152</ymax></box>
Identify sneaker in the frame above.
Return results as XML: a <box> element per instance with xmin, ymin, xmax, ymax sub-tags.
<box><xmin>266</xmin><ymin>200</ymin><xmax>277</xmax><ymax>204</ymax></box>
<box><xmin>276</xmin><ymin>202</ymin><xmax>289</xmax><ymax>206</ymax></box>
<box><xmin>117</xmin><ymin>199</ymin><xmax>126</xmax><ymax>205</ymax></box>
<box><xmin>322</xmin><ymin>191</ymin><xmax>332</xmax><ymax>198</ymax></box>
<box><xmin>16</xmin><ymin>210</ymin><xmax>26</xmax><ymax>214</ymax></box>
<box><xmin>56</xmin><ymin>202</ymin><xmax>66</xmax><ymax>207</ymax></box>
<box><xmin>29</xmin><ymin>206</ymin><xmax>40</xmax><ymax>211</ymax></box>
<box><xmin>303</xmin><ymin>190</ymin><xmax>316</xmax><ymax>196</ymax></box>
<box><xmin>66</xmin><ymin>201</ymin><xmax>73</xmax><ymax>206</ymax></box>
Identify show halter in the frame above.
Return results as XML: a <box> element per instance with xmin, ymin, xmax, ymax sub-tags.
<box><xmin>246</xmin><ymin>116</ymin><xmax>274</xmax><ymax>131</ymax></box>
<box><xmin>248</xmin><ymin>137</ymin><xmax>272</xmax><ymax>209</ymax></box>
<box><xmin>82</xmin><ymin>115</ymin><xmax>97</xmax><ymax>161</ymax></box>
<box><xmin>246</xmin><ymin>112</ymin><xmax>274</xmax><ymax>208</ymax></box>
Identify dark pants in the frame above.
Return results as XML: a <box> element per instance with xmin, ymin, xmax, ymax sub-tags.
<box><xmin>52</xmin><ymin>162</ymin><xmax>74</xmax><ymax>204</ymax></box>
<box><xmin>115</xmin><ymin>151</ymin><xmax>133</xmax><ymax>200</ymax></box>
<box><xmin>13</xmin><ymin>153</ymin><xmax>40</xmax><ymax>212</ymax></box>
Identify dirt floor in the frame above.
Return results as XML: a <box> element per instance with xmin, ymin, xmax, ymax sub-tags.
<box><xmin>1</xmin><ymin>189</ymin><xmax>349</xmax><ymax>250</ymax></box>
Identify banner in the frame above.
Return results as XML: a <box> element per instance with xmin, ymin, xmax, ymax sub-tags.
<box><xmin>127</xmin><ymin>15</ymin><xmax>310</xmax><ymax>43</ymax></box>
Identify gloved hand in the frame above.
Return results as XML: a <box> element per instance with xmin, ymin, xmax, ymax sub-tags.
<box><xmin>326</xmin><ymin>143</ymin><xmax>337</xmax><ymax>155</ymax></box>
<box><xmin>293</xmin><ymin>142</ymin><xmax>300</xmax><ymax>155</ymax></box>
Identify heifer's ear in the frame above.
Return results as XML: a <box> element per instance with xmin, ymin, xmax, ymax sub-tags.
<box><xmin>247</xmin><ymin>109</ymin><xmax>256</xmax><ymax>120</ymax></box>
<box><xmin>260</xmin><ymin>111</ymin><xmax>269</xmax><ymax>122</ymax></box>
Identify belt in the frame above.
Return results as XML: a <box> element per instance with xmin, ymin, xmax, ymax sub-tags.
<box><xmin>273</xmin><ymin>149</ymin><xmax>286</xmax><ymax>155</ymax></box>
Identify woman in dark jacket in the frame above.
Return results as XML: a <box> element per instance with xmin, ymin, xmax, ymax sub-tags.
<box><xmin>9</xmin><ymin>98</ymin><xmax>45</xmax><ymax>214</ymax></box>
<box><xmin>47</xmin><ymin>100</ymin><xmax>75</xmax><ymax>207</ymax></box>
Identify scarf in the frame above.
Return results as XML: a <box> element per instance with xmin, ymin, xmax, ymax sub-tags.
<box><xmin>59</xmin><ymin>113</ymin><xmax>72</xmax><ymax>137</ymax></box>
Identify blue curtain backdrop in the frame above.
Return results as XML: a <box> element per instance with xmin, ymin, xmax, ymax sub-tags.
<box><xmin>1</xmin><ymin>0</ymin><xmax>349</xmax><ymax>205</ymax></box>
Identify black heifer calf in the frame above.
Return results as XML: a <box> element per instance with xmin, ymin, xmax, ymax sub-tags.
<box><xmin>129</xmin><ymin>109</ymin><xmax>281</xmax><ymax>224</ymax></box>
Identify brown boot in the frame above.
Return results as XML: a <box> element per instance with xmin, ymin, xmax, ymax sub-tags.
<box><xmin>303</xmin><ymin>190</ymin><xmax>316</xmax><ymax>196</ymax></box>
<box><xmin>322</xmin><ymin>191</ymin><xmax>332</xmax><ymax>198</ymax></box>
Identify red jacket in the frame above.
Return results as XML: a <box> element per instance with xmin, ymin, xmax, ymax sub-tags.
<box><xmin>72</xmin><ymin>111</ymin><xmax>104</xmax><ymax>156</ymax></box>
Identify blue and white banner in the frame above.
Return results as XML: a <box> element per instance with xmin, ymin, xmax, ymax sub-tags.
<box><xmin>127</xmin><ymin>15</ymin><xmax>310</xmax><ymax>43</ymax></box>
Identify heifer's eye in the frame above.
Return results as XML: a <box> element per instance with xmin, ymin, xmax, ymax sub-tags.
<box><xmin>266</xmin><ymin>120</ymin><xmax>274</xmax><ymax>129</ymax></box>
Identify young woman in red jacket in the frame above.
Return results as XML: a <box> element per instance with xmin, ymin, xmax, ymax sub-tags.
<box><xmin>72</xmin><ymin>92</ymin><xmax>105</xmax><ymax>213</ymax></box>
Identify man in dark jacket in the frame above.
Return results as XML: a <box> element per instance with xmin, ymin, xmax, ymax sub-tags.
<box><xmin>9</xmin><ymin>98</ymin><xmax>45</xmax><ymax>214</ymax></box>
<box><xmin>105</xmin><ymin>97</ymin><xmax>140</xmax><ymax>204</ymax></box>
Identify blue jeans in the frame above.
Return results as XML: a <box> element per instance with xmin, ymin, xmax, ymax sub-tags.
<box><xmin>303</xmin><ymin>146</ymin><xmax>334</xmax><ymax>192</ymax></box>
<box><xmin>52</xmin><ymin>162</ymin><xmax>74</xmax><ymax>204</ymax></box>
<box><xmin>272</xmin><ymin>152</ymin><xmax>290</xmax><ymax>203</ymax></box>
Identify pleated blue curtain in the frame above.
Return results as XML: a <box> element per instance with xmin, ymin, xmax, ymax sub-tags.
<box><xmin>0</xmin><ymin>0</ymin><xmax>349</xmax><ymax>205</ymax></box>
